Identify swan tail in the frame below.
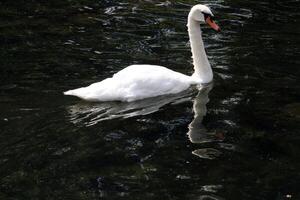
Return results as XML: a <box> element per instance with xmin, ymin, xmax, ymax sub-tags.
<box><xmin>63</xmin><ymin>89</ymin><xmax>77</xmax><ymax>96</ymax></box>
<box><xmin>64</xmin><ymin>90</ymin><xmax>71</xmax><ymax>95</ymax></box>
<box><xmin>63</xmin><ymin>88</ymin><xmax>88</xmax><ymax>99</ymax></box>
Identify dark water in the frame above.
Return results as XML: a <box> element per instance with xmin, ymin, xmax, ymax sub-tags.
<box><xmin>1</xmin><ymin>0</ymin><xmax>300</xmax><ymax>199</ymax></box>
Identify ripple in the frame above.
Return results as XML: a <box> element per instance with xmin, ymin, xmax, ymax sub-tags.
<box><xmin>199</xmin><ymin>194</ymin><xmax>225</xmax><ymax>200</ymax></box>
<box><xmin>192</xmin><ymin>148</ymin><xmax>222</xmax><ymax>159</ymax></box>
<box><xmin>200</xmin><ymin>184</ymin><xmax>223</xmax><ymax>193</ymax></box>
<box><xmin>218</xmin><ymin>143</ymin><xmax>236</xmax><ymax>151</ymax></box>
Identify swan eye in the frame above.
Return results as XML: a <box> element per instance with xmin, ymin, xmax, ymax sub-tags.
<box><xmin>203</xmin><ymin>13</ymin><xmax>214</xmax><ymax>21</ymax></box>
<box><xmin>203</xmin><ymin>13</ymin><xmax>209</xmax><ymax>20</ymax></box>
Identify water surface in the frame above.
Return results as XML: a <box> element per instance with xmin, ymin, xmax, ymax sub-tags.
<box><xmin>1</xmin><ymin>0</ymin><xmax>300</xmax><ymax>199</ymax></box>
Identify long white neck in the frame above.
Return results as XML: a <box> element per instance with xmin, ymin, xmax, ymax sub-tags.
<box><xmin>187</xmin><ymin>16</ymin><xmax>213</xmax><ymax>83</ymax></box>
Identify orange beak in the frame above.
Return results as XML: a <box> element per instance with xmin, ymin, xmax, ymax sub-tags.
<box><xmin>206</xmin><ymin>16</ymin><xmax>221</xmax><ymax>32</ymax></box>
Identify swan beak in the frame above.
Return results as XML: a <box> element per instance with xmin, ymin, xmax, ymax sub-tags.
<box><xmin>206</xmin><ymin>17</ymin><xmax>221</xmax><ymax>32</ymax></box>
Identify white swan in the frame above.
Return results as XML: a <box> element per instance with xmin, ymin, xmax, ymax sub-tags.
<box><xmin>64</xmin><ymin>4</ymin><xmax>220</xmax><ymax>102</ymax></box>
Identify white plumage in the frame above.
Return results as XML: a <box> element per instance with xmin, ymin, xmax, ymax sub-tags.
<box><xmin>64</xmin><ymin>65</ymin><xmax>200</xmax><ymax>102</ymax></box>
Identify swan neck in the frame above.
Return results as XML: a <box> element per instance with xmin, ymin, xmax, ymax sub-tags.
<box><xmin>188</xmin><ymin>17</ymin><xmax>213</xmax><ymax>83</ymax></box>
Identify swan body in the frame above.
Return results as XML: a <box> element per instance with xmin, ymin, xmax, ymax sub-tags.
<box><xmin>64</xmin><ymin>65</ymin><xmax>200</xmax><ymax>102</ymax></box>
<box><xmin>64</xmin><ymin>4</ymin><xmax>220</xmax><ymax>102</ymax></box>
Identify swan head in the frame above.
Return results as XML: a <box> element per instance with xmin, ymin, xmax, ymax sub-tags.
<box><xmin>189</xmin><ymin>4</ymin><xmax>220</xmax><ymax>32</ymax></box>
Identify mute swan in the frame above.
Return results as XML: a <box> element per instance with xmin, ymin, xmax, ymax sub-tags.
<box><xmin>64</xmin><ymin>4</ymin><xmax>220</xmax><ymax>102</ymax></box>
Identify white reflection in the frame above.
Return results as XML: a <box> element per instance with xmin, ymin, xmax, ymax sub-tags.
<box><xmin>188</xmin><ymin>83</ymin><xmax>223</xmax><ymax>144</ymax></box>
<box><xmin>66</xmin><ymin>88</ymin><xmax>195</xmax><ymax>126</ymax></box>
<box><xmin>188</xmin><ymin>83</ymin><xmax>224</xmax><ymax>159</ymax></box>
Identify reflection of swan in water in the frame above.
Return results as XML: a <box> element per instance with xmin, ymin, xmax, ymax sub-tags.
<box><xmin>66</xmin><ymin>88</ymin><xmax>196</xmax><ymax>126</ymax></box>
<box><xmin>188</xmin><ymin>83</ymin><xmax>224</xmax><ymax>159</ymax></box>
<box><xmin>67</xmin><ymin>84</ymin><xmax>224</xmax><ymax>159</ymax></box>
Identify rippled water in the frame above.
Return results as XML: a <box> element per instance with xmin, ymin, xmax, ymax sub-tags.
<box><xmin>1</xmin><ymin>0</ymin><xmax>300</xmax><ymax>199</ymax></box>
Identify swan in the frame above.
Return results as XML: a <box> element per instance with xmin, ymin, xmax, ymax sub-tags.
<box><xmin>64</xmin><ymin>4</ymin><xmax>220</xmax><ymax>102</ymax></box>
